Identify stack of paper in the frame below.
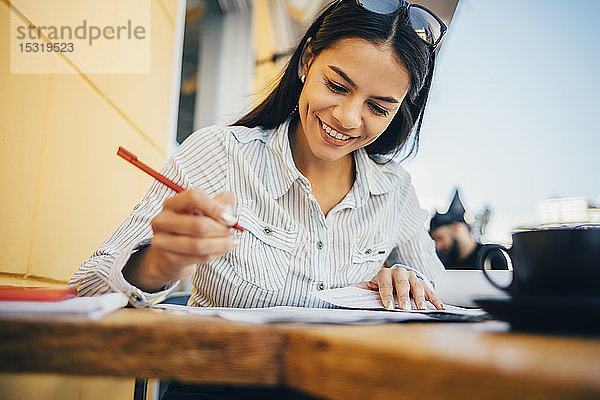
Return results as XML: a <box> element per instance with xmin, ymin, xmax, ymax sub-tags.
<box><xmin>314</xmin><ymin>286</ymin><xmax>486</xmax><ymax>317</ymax></box>
<box><xmin>0</xmin><ymin>291</ymin><xmax>128</xmax><ymax>320</ymax></box>
<box><xmin>153</xmin><ymin>303</ymin><xmax>437</xmax><ymax>324</ymax></box>
<box><xmin>153</xmin><ymin>286</ymin><xmax>488</xmax><ymax>325</ymax></box>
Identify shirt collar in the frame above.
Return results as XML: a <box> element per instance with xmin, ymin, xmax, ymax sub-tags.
<box><xmin>265</xmin><ymin>120</ymin><xmax>400</xmax><ymax>202</ymax></box>
<box><xmin>353</xmin><ymin>148</ymin><xmax>400</xmax><ymax>207</ymax></box>
<box><xmin>265</xmin><ymin>119</ymin><xmax>302</xmax><ymax>199</ymax></box>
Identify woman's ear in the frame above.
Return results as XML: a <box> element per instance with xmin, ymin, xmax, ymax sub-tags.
<box><xmin>298</xmin><ymin>38</ymin><xmax>314</xmax><ymax>80</ymax></box>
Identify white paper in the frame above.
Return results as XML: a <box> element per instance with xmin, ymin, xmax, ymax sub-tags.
<box><xmin>314</xmin><ymin>286</ymin><xmax>486</xmax><ymax>317</ymax></box>
<box><xmin>434</xmin><ymin>270</ymin><xmax>511</xmax><ymax>307</ymax></box>
<box><xmin>0</xmin><ymin>293</ymin><xmax>128</xmax><ymax>320</ymax></box>
<box><xmin>152</xmin><ymin>304</ymin><xmax>436</xmax><ymax>324</ymax></box>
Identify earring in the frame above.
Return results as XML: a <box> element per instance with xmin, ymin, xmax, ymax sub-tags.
<box><xmin>300</xmin><ymin>74</ymin><xmax>306</xmax><ymax>83</ymax></box>
<box><xmin>290</xmin><ymin>103</ymin><xmax>299</xmax><ymax>116</ymax></box>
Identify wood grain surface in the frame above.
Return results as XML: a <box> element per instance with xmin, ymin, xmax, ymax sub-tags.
<box><xmin>1</xmin><ymin>309</ymin><xmax>600</xmax><ymax>399</ymax></box>
<box><xmin>284</xmin><ymin>322</ymin><xmax>600</xmax><ymax>400</ymax></box>
<box><xmin>0</xmin><ymin>309</ymin><xmax>285</xmax><ymax>385</ymax></box>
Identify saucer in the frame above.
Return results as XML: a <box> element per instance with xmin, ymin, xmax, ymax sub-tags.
<box><xmin>474</xmin><ymin>295</ymin><xmax>600</xmax><ymax>335</ymax></box>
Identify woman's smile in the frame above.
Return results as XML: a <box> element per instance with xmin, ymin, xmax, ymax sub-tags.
<box><xmin>295</xmin><ymin>38</ymin><xmax>410</xmax><ymax>165</ymax></box>
<box><xmin>318</xmin><ymin>117</ymin><xmax>358</xmax><ymax>147</ymax></box>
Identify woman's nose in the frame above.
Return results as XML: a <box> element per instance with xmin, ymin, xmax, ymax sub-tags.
<box><xmin>331</xmin><ymin>99</ymin><xmax>361</xmax><ymax>130</ymax></box>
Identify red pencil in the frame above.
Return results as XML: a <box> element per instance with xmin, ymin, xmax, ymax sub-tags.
<box><xmin>117</xmin><ymin>146</ymin><xmax>244</xmax><ymax>232</ymax></box>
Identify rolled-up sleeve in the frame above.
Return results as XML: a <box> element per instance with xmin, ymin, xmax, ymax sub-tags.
<box><xmin>68</xmin><ymin>126</ymin><xmax>229</xmax><ymax>304</ymax></box>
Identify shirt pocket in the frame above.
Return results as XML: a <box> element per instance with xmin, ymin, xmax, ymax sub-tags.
<box><xmin>345</xmin><ymin>238</ymin><xmax>390</xmax><ymax>283</ymax></box>
<box><xmin>225</xmin><ymin>203</ymin><xmax>298</xmax><ymax>291</ymax></box>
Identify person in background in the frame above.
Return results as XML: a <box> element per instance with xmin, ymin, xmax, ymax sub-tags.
<box><xmin>429</xmin><ymin>190</ymin><xmax>507</xmax><ymax>270</ymax></box>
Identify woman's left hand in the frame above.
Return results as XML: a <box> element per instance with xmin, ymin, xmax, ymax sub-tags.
<box><xmin>352</xmin><ymin>267</ymin><xmax>444</xmax><ymax>311</ymax></box>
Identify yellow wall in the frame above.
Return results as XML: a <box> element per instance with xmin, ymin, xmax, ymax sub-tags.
<box><xmin>0</xmin><ymin>0</ymin><xmax>180</xmax><ymax>398</ymax></box>
<box><xmin>252</xmin><ymin>0</ymin><xmax>280</xmax><ymax>104</ymax></box>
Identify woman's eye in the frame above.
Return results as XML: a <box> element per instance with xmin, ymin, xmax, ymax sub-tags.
<box><xmin>369</xmin><ymin>102</ymin><xmax>389</xmax><ymax>117</ymax></box>
<box><xmin>324</xmin><ymin>77</ymin><xmax>389</xmax><ymax>117</ymax></box>
<box><xmin>325</xmin><ymin>79</ymin><xmax>348</xmax><ymax>94</ymax></box>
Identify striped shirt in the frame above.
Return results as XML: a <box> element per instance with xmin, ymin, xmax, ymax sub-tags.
<box><xmin>68</xmin><ymin>120</ymin><xmax>444</xmax><ymax>308</ymax></box>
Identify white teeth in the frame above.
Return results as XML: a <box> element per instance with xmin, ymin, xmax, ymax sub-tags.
<box><xmin>321</xmin><ymin>121</ymin><xmax>352</xmax><ymax>141</ymax></box>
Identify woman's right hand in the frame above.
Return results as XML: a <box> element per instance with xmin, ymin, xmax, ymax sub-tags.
<box><xmin>123</xmin><ymin>188</ymin><xmax>237</xmax><ymax>292</ymax></box>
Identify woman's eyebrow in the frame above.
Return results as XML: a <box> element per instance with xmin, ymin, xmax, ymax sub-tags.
<box><xmin>328</xmin><ymin>65</ymin><xmax>400</xmax><ymax>104</ymax></box>
<box><xmin>329</xmin><ymin>65</ymin><xmax>357</xmax><ymax>88</ymax></box>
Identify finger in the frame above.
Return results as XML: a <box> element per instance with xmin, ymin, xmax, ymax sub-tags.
<box><xmin>154</xmin><ymin>250</ymin><xmax>226</xmax><ymax>273</ymax></box>
<box><xmin>375</xmin><ymin>270</ymin><xmax>395</xmax><ymax>310</ymax></box>
<box><xmin>391</xmin><ymin>268</ymin><xmax>411</xmax><ymax>310</ymax></box>
<box><xmin>164</xmin><ymin>189</ymin><xmax>233</xmax><ymax>227</ymax></box>
<box><xmin>408</xmin><ymin>272</ymin><xmax>426</xmax><ymax>310</ymax></box>
<box><xmin>424</xmin><ymin>285</ymin><xmax>445</xmax><ymax>310</ymax></box>
<box><xmin>152</xmin><ymin>233</ymin><xmax>235</xmax><ymax>259</ymax></box>
<box><xmin>213</xmin><ymin>191</ymin><xmax>238</xmax><ymax>227</ymax></box>
<box><xmin>162</xmin><ymin>189</ymin><xmax>206</xmax><ymax>213</ymax></box>
<box><xmin>166</xmin><ymin>250</ymin><xmax>234</xmax><ymax>265</ymax></box>
<box><xmin>349</xmin><ymin>281</ymin><xmax>378</xmax><ymax>291</ymax></box>
<box><xmin>214</xmin><ymin>191</ymin><xmax>235</xmax><ymax>207</ymax></box>
<box><xmin>152</xmin><ymin>212</ymin><xmax>230</xmax><ymax>237</ymax></box>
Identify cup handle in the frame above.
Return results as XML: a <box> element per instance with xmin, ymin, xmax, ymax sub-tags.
<box><xmin>477</xmin><ymin>244</ymin><xmax>513</xmax><ymax>291</ymax></box>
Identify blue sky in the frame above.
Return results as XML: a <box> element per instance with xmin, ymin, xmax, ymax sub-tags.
<box><xmin>404</xmin><ymin>0</ymin><xmax>600</xmax><ymax>242</ymax></box>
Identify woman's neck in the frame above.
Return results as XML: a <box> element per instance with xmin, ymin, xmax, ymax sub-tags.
<box><xmin>288</xmin><ymin>120</ymin><xmax>356</xmax><ymax>216</ymax></box>
<box><xmin>288</xmin><ymin>120</ymin><xmax>354</xmax><ymax>186</ymax></box>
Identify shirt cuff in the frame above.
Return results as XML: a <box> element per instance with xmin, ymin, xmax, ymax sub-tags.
<box><xmin>389</xmin><ymin>263</ymin><xmax>435</xmax><ymax>291</ymax></box>
<box><xmin>108</xmin><ymin>239</ymin><xmax>179</xmax><ymax>308</ymax></box>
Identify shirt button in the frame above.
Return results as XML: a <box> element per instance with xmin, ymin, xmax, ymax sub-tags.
<box><xmin>365</xmin><ymin>248</ymin><xmax>372</xmax><ymax>255</ymax></box>
<box><xmin>316</xmin><ymin>240</ymin><xmax>324</xmax><ymax>249</ymax></box>
<box><xmin>317</xmin><ymin>281</ymin><xmax>325</xmax><ymax>291</ymax></box>
<box><xmin>263</xmin><ymin>227</ymin><xmax>272</xmax><ymax>235</ymax></box>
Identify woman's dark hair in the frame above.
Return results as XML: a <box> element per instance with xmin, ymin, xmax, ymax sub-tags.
<box><xmin>234</xmin><ymin>0</ymin><xmax>434</xmax><ymax>161</ymax></box>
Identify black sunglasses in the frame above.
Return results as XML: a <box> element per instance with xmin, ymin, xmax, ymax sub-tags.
<box><xmin>340</xmin><ymin>0</ymin><xmax>447</xmax><ymax>48</ymax></box>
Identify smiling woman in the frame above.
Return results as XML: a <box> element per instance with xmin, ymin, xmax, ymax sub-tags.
<box><xmin>295</xmin><ymin>38</ymin><xmax>410</xmax><ymax>161</ymax></box>
<box><xmin>289</xmin><ymin>38</ymin><xmax>412</xmax><ymax>215</ymax></box>
<box><xmin>69</xmin><ymin>1</ymin><xmax>449</xmax><ymax>398</ymax></box>
<box><xmin>237</xmin><ymin>1</ymin><xmax>436</xmax><ymax>161</ymax></box>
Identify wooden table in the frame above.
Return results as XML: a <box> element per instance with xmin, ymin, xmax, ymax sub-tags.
<box><xmin>1</xmin><ymin>309</ymin><xmax>599</xmax><ymax>399</ymax></box>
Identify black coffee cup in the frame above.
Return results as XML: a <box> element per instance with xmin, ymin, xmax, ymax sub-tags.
<box><xmin>477</xmin><ymin>225</ymin><xmax>600</xmax><ymax>298</ymax></box>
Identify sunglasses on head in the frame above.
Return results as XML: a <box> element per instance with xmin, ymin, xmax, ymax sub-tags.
<box><xmin>338</xmin><ymin>0</ymin><xmax>447</xmax><ymax>48</ymax></box>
